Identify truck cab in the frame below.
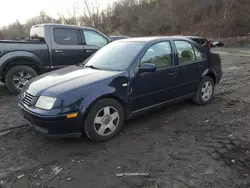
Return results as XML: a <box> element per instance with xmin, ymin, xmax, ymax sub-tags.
<box><xmin>0</xmin><ymin>24</ymin><xmax>112</xmax><ymax>93</ymax></box>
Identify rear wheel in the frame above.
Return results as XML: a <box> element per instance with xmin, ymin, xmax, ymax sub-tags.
<box><xmin>5</xmin><ymin>65</ymin><xmax>38</xmax><ymax>94</ymax></box>
<box><xmin>83</xmin><ymin>98</ymin><xmax>125</xmax><ymax>142</ymax></box>
<box><xmin>192</xmin><ymin>76</ymin><xmax>214</xmax><ymax>105</ymax></box>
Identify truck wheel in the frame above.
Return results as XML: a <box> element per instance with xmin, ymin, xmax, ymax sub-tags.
<box><xmin>5</xmin><ymin>65</ymin><xmax>38</xmax><ymax>94</ymax></box>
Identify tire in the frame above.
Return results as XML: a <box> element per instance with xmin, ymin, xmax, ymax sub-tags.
<box><xmin>5</xmin><ymin>65</ymin><xmax>38</xmax><ymax>94</ymax></box>
<box><xmin>83</xmin><ymin>98</ymin><xmax>125</xmax><ymax>142</ymax></box>
<box><xmin>192</xmin><ymin>76</ymin><xmax>214</xmax><ymax>105</ymax></box>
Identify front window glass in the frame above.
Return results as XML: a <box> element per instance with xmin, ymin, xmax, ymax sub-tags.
<box><xmin>83</xmin><ymin>30</ymin><xmax>108</xmax><ymax>47</ymax></box>
<box><xmin>141</xmin><ymin>41</ymin><xmax>172</xmax><ymax>68</ymax></box>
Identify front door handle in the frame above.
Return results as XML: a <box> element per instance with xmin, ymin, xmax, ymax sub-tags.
<box><xmin>55</xmin><ymin>50</ymin><xmax>63</xmax><ymax>53</ymax></box>
<box><xmin>199</xmin><ymin>65</ymin><xmax>204</xmax><ymax>69</ymax></box>
<box><xmin>86</xmin><ymin>50</ymin><xmax>93</xmax><ymax>53</ymax></box>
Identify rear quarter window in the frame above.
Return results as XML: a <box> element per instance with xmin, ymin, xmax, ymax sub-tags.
<box><xmin>192</xmin><ymin>38</ymin><xmax>201</xmax><ymax>44</ymax></box>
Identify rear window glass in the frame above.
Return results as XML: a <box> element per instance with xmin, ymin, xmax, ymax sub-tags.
<box><xmin>192</xmin><ymin>38</ymin><xmax>201</xmax><ymax>44</ymax></box>
<box><xmin>53</xmin><ymin>28</ymin><xmax>79</xmax><ymax>45</ymax></box>
<box><xmin>192</xmin><ymin>38</ymin><xmax>207</xmax><ymax>46</ymax></box>
<box><xmin>30</xmin><ymin>26</ymin><xmax>45</xmax><ymax>41</ymax></box>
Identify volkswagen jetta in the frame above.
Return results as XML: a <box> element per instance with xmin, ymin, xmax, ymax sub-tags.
<box><xmin>17</xmin><ymin>36</ymin><xmax>222</xmax><ymax>142</ymax></box>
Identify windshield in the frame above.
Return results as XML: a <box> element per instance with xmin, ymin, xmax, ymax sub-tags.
<box><xmin>84</xmin><ymin>41</ymin><xmax>145</xmax><ymax>71</ymax></box>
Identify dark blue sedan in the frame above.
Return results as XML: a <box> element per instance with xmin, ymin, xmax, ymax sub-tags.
<box><xmin>17</xmin><ymin>36</ymin><xmax>222</xmax><ymax>141</ymax></box>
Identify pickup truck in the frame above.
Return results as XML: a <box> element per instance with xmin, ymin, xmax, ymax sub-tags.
<box><xmin>0</xmin><ymin>23</ymin><xmax>112</xmax><ymax>93</ymax></box>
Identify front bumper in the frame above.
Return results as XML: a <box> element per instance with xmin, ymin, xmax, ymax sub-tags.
<box><xmin>18</xmin><ymin>103</ymin><xmax>83</xmax><ymax>138</ymax></box>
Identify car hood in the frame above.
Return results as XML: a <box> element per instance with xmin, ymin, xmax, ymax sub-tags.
<box><xmin>26</xmin><ymin>65</ymin><xmax>123</xmax><ymax>96</ymax></box>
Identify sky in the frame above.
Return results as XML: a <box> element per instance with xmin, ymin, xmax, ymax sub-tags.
<box><xmin>0</xmin><ymin>0</ymin><xmax>117</xmax><ymax>26</ymax></box>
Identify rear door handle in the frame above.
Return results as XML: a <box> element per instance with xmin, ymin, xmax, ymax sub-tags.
<box><xmin>169</xmin><ymin>72</ymin><xmax>177</xmax><ymax>76</ymax></box>
<box><xmin>199</xmin><ymin>65</ymin><xmax>204</xmax><ymax>69</ymax></box>
<box><xmin>55</xmin><ymin>50</ymin><xmax>63</xmax><ymax>53</ymax></box>
<box><xmin>86</xmin><ymin>50</ymin><xmax>93</xmax><ymax>53</ymax></box>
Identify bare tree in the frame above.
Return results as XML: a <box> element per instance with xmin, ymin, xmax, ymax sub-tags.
<box><xmin>58</xmin><ymin>2</ymin><xmax>80</xmax><ymax>25</ymax></box>
<box><xmin>1</xmin><ymin>0</ymin><xmax>250</xmax><ymax>39</ymax></box>
<box><xmin>78</xmin><ymin>0</ymin><xmax>101</xmax><ymax>27</ymax></box>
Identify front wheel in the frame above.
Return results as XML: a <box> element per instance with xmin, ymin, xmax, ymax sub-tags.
<box><xmin>192</xmin><ymin>76</ymin><xmax>214</xmax><ymax>105</ymax></box>
<box><xmin>83</xmin><ymin>98</ymin><xmax>125</xmax><ymax>142</ymax></box>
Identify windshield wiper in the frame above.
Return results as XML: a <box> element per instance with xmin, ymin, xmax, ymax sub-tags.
<box><xmin>84</xmin><ymin>65</ymin><xmax>100</xmax><ymax>70</ymax></box>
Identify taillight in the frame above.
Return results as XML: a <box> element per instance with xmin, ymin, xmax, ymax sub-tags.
<box><xmin>208</xmin><ymin>41</ymin><xmax>211</xmax><ymax>50</ymax></box>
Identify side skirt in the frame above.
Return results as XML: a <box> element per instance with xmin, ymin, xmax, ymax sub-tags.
<box><xmin>127</xmin><ymin>93</ymin><xmax>194</xmax><ymax>119</ymax></box>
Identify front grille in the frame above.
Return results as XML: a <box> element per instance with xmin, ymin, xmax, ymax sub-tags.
<box><xmin>23</xmin><ymin>92</ymin><xmax>34</xmax><ymax>106</ymax></box>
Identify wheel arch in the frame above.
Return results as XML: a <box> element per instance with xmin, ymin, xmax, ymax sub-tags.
<box><xmin>3</xmin><ymin>58</ymin><xmax>40</xmax><ymax>72</ymax></box>
<box><xmin>81</xmin><ymin>94</ymin><xmax>130</xmax><ymax>121</ymax></box>
<box><xmin>0</xmin><ymin>51</ymin><xmax>42</xmax><ymax>77</ymax></box>
<box><xmin>202</xmin><ymin>69</ymin><xmax>217</xmax><ymax>84</ymax></box>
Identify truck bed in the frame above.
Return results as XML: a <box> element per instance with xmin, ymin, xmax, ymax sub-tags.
<box><xmin>0</xmin><ymin>40</ymin><xmax>45</xmax><ymax>44</ymax></box>
<box><xmin>0</xmin><ymin>41</ymin><xmax>50</xmax><ymax>67</ymax></box>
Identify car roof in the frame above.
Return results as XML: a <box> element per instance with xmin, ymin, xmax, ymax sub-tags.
<box><xmin>117</xmin><ymin>36</ymin><xmax>192</xmax><ymax>43</ymax></box>
<box><xmin>109</xmin><ymin>35</ymin><xmax>129</xmax><ymax>38</ymax></box>
<box><xmin>185</xmin><ymin>36</ymin><xmax>208</xmax><ymax>40</ymax></box>
<box><xmin>31</xmin><ymin>23</ymin><xmax>95</xmax><ymax>30</ymax></box>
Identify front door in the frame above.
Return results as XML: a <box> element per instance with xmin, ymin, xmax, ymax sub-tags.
<box><xmin>130</xmin><ymin>41</ymin><xmax>178</xmax><ymax>112</ymax></box>
<box><xmin>50</xmin><ymin>27</ymin><xmax>85</xmax><ymax>69</ymax></box>
<box><xmin>173</xmin><ymin>40</ymin><xmax>208</xmax><ymax>97</ymax></box>
<box><xmin>80</xmin><ymin>29</ymin><xmax>109</xmax><ymax>62</ymax></box>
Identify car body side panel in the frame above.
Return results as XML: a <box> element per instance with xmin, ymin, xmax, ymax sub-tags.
<box><xmin>78</xmin><ymin>75</ymin><xmax>131</xmax><ymax>114</ymax></box>
<box><xmin>0</xmin><ymin>45</ymin><xmax>49</xmax><ymax>68</ymax></box>
<box><xmin>130</xmin><ymin>66</ymin><xmax>179</xmax><ymax>111</ymax></box>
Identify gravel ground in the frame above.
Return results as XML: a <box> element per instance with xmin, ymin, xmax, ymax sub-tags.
<box><xmin>0</xmin><ymin>48</ymin><xmax>250</xmax><ymax>188</ymax></box>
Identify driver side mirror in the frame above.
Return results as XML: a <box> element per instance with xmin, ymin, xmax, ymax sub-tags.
<box><xmin>138</xmin><ymin>63</ymin><xmax>156</xmax><ymax>73</ymax></box>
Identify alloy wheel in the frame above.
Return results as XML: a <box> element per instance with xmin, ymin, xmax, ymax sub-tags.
<box><xmin>13</xmin><ymin>71</ymin><xmax>32</xmax><ymax>90</ymax></box>
<box><xmin>201</xmin><ymin>81</ymin><xmax>213</xmax><ymax>102</ymax></box>
<box><xmin>94</xmin><ymin>106</ymin><xmax>120</xmax><ymax>136</ymax></box>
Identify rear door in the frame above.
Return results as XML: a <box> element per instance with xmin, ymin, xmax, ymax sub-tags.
<box><xmin>50</xmin><ymin>27</ymin><xmax>85</xmax><ymax>68</ymax></box>
<box><xmin>173</xmin><ymin>40</ymin><xmax>208</xmax><ymax>97</ymax></box>
<box><xmin>79</xmin><ymin>29</ymin><xmax>109</xmax><ymax>61</ymax></box>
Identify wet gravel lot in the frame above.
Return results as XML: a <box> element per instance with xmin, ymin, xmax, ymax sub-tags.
<box><xmin>0</xmin><ymin>48</ymin><xmax>250</xmax><ymax>188</ymax></box>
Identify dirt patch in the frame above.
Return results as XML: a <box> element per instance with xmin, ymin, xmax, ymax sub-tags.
<box><xmin>0</xmin><ymin>48</ymin><xmax>250</xmax><ymax>188</ymax></box>
<box><xmin>219</xmin><ymin>143</ymin><xmax>250</xmax><ymax>177</ymax></box>
<box><xmin>0</xmin><ymin>84</ymin><xmax>27</xmax><ymax>132</ymax></box>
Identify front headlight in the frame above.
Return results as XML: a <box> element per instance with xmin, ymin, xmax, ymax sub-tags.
<box><xmin>35</xmin><ymin>96</ymin><xmax>57</xmax><ymax>110</ymax></box>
